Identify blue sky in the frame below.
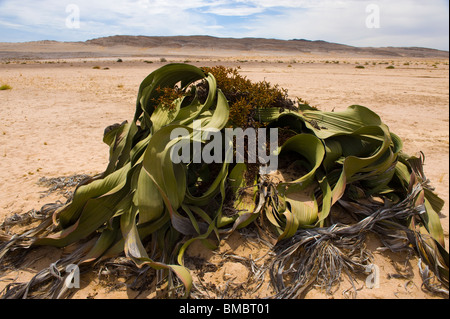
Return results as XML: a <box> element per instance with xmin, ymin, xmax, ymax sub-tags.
<box><xmin>0</xmin><ymin>0</ymin><xmax>448</xmax><ymax>50</ymax></box>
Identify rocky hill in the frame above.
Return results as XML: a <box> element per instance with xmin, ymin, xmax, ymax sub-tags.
<box><xmin>1</xmin><ymin>35</ymin><xmax>448</xmax><ymax>60</ymax></box>
<box><xmin>85</xmin><ymin>35</ymin><xmax>449</xmax><ymax>58</ymax></box>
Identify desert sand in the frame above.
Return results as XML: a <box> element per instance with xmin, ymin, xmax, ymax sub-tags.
<box><xmin>0</xmin><ymin>42</ymin><xmax>448</xmax><ymax>299</ymax></box>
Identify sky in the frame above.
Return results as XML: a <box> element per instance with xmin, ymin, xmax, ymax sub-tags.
<box><xmin>0</xmin><ymin>0</ymin><xmax>448</xmax><ymax>50</ymax></box>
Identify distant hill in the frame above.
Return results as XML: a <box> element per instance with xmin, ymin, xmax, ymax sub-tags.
<box><xmin>1</xmin><ymin>35</ymin><xmax>448</xmax><ymax>60</ymax></box>
<box><xmin>85</xmin><ymin>35</ymin><xmax>449</xmax><ymax>58</ymax></box>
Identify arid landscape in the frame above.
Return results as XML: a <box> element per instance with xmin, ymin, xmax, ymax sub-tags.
<box><xmin>0</xmin><ymin>36</ymin><xmax>448</xmax><ymax>299</ymax></box>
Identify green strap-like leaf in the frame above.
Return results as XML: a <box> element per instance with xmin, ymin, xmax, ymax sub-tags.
<box><xmin>300</xmin><ymin>104</ymin><xmax>382</xmax><ymax>139</ymax></box>
<box><xmin>277</xmin><ymin>133</ymin><xmax>325</xmax><ymax>195</ymax></box>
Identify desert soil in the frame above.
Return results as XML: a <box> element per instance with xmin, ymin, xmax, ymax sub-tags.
<box><xmin>0</xmin><ymin>50</ymin><xmax>448</xmax><ymax>299</ymax></box>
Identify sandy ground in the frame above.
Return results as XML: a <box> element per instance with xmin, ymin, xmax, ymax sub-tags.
<box><xmin>0</xmin><ymin>54</ymin><xmax>448</xmax><ymax>299</ymax></box>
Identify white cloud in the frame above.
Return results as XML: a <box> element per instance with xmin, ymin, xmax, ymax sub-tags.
<box><xmin>0</xmin><ymin>0</ymin><xmax>448</xmax><ymax>50</ymax></box>
<box><xmin>234</xmin><ymin>0</ymin><xmax>449</xmax><ymax>50</ymax></box>
<box><xmin>202</xmin><ymin>6</ymin><xmax>264</xmax><ymax>16</ymax></box>
<box><xmin>0</xmin><ymin>0</ymin><xmax>217</xmax><ymax>39</ymax></box>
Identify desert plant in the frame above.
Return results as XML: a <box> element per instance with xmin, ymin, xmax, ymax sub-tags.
<box><xmin>0</xmin><ymin>84</ymin><xmax>12</xmax><ymax>90</ymax></box>
<box><xmin>0</xmin><ymin>64</ymin><xmax>447</xmax><ymax>299</ymax></box>
<box><xmin>355</xmin><ymin>65</ymin><xmax>365</xmax><ymax>69</ymax></box>
<box><xmin>386</xmin><ymin>65</ymin><xmax>395</xmax><ymax>69</ymax></box>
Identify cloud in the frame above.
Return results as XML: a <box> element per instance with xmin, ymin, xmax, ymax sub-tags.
<box><xmin>232</xmin><ymin>0</ymin><xmax>449</xmax><ymax>50</ymax></box>
<box><xmin>202</xmin><ymin>6</ymin><xmax>264</xmax><ymax>16</ymax></box>
<box><xmin>0</xmin><ymin>0</ymin><xmax>217</xmax><ymax>40</ymax></box>
<box><xmin>0</xmin><ymin>0</ymin><xmax>448</xmax><ymax>50</ymax></box>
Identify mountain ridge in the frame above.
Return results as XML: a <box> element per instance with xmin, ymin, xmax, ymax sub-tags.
<box><xmin>1</xmin><ymin>35</ymin><xmax>448</xmax><ymax>60</ymax></box>
<box><xmin>83</xmin><ymin>35</ymin><xmax>449</xmax><ymax>57</ymax></box>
